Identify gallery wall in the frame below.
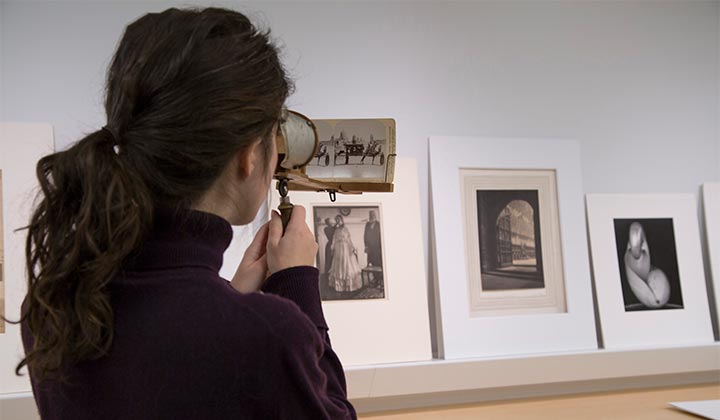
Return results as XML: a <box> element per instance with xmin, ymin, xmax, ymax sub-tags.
<box><xmin>2</xmin><ymin>0</ymin><xmax>719</xmax><ymax>245</ymax></box>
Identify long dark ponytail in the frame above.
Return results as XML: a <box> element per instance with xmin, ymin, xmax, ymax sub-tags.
<box><xmin>16</xmin><ymin>7</ymin><xmax>291</xmax><ymax>381</ymax></box>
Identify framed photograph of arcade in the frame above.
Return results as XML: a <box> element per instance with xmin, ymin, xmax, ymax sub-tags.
<box><xmin>429</xmin><ymin>136</ymin><xmax>597</xmax><ymax>360</ymax></box>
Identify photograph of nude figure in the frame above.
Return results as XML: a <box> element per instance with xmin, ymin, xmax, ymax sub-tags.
<box><xmin>613</xmin><ymin>218</ymin><xmax>684</xmax><ymax>311</ymax></box>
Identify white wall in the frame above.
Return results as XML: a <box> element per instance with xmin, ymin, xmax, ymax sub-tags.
<box><xmin>1</xmin><ymin>0</ymin><xmax>718</xmax><ymax>392</ymax></box>
<box><xmin>3</xmin><ymin>0</ymin><xmax>719</xmax><ymax>227</ymax></box>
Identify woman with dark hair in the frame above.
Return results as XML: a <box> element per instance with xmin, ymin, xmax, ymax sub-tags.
<box><xmin>16</xmin><ymin>7</ymin><xmax>355</xmax><ymax>419</ymax></box>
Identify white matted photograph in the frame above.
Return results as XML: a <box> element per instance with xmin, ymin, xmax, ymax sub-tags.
<box><xmin>268</xmin><ymin>157</ymin><xmax>431</xmax><ymax>367</ymax></box>
<box><xmin>586</xmin><ymin>194</ymin><xmax>714</xmax><ymax>349</ymax></box>
<box><xmin>430</xmin><ymin>136</ymin><xmax>597</xmax><ymax>360</ymax></box>
<box><xmin>701</xmin><ymin>183</ymin><xmax>720</xmax><ymax>336</ymax></box>
<box><xmin>461</xmin><ymin>169</ymin><xmax>566</xmax><ymax>317</ymax></box>
<box><xmin>0</xmin><ymin>123</ymin><xmax>55</xmax><ymax>394</ymax></box>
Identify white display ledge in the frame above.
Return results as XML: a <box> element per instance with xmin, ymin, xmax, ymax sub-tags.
<box><xmin>2</xmin><ymin>344</ymin><xmax>718</xmax><ymax>417</ymax></box>
<box><xmin>346</xmin><ymin>343</ymin><xmax>720</xmax><ymax>413</ymax></box>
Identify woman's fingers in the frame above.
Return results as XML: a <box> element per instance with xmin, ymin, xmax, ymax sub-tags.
<box><xmin>285</xmin><ymin>205</ymin><xmax>307</xmax><ymax>234</ymax></box>
<box><xmin>241</xmin><ymin>222</ymin><xmax>270</xmax><ymax>264</ymax></box>
<box><xmin>231</xmin><ymin>253</ymin><xmax>268</xmax><ymax>294</ymax></box>
<box><xmin>265</xmin><ymin>205</ymin><xmax>318</xmax><ymax>274</ymax></box>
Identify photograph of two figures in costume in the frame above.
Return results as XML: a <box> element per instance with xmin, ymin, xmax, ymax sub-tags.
<box><xmin>313</xmin><ymin>205</ymin><xmax>386</xmax><ymax>301</ymax></box>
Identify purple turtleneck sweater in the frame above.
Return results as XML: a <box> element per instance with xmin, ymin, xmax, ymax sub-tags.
<box><xmin>22</xmin><ymin>208</ymin><xmax>357</xmax><ymax>419</ymax></box>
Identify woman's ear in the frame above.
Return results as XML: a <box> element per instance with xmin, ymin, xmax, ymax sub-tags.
<box><xmin>235</xmin><ymin>139</ymin><xmax>262</xmax><ymax>180</ymax></box>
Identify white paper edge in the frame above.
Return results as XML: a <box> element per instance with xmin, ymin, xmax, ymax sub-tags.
<box><xmin>702</xmin><ymin>183</ymin><xmax>720</xmax><ymax>333</ymax></box>
<box><xmin>669</xmin><ymin>400</ymin><xmax>720</xmax><ymax>420</ymax></box>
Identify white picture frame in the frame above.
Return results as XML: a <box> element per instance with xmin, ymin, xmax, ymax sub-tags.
<box><xmin>0</xmin><ymin>123</ymin><xmax>55</xmax><ymax>395</ymax></box>
<box><xmin>268</xmin><ymin>158</ymin><xmax>432</xmax><ymax>367</ymax></box>
<box><xmin>702</xmin><ymin>183</ymin><xmax>720</xmax><ymax>336</ymax></box>
<box><xmin>586</xmin><ymin>194</ymin><xmax>714</xmax><ymax>349</ymax></box>
<box><xmin>429</xmin><ymin>136</ymin><xmax>597</xmax><ymax>360</ymax></box>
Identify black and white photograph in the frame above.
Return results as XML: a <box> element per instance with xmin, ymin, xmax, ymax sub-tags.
<box><xmin>587</xmin><ymin>194</ymin><xmax>713</xmax><ymax>348</ymax></box>
<box><xmin>313</xmin><ymin>205</ymin><xmax>385</xmax><ymax>301</ymax></box>
<box><xmin>476</xmin><ymin>190</ymin><xmax>545</xmax><ymax>291</ymax></box>
<box><xmin>614</xmin><ymin>218</ymin><xmax>684</xmax><ymax>311</ymax></box>
<box><xmin>305</xmin><ymin>119</ymin><xmax>395</xmax><ymax>182</ymax></box>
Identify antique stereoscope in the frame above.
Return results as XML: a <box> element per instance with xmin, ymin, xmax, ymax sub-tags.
<box><xmin>274</xmin><ymin>110</ymin><xmax>396</xmax><ymax>230</ymax></box>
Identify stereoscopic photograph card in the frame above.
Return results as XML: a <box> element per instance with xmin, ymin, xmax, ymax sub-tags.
<box><xmin>306</xmin><ymin>118</ymin><xmax>396</xmax><ymax>184</ymax></box>
<box><xmin>586</xmin><ymin>194</ymin><xmax>713</xmax><ymax>349</ymax></box>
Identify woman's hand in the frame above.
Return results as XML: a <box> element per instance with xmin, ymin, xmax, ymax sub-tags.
<box><xmin>231</xmin><ymin>222</ymin><xmax>270</xmax><ymax>293</ymax></box>
<box><xmin>267</xmin><ymin>206</ymin><xmax>318</xmax><ymax>274</ymax></box>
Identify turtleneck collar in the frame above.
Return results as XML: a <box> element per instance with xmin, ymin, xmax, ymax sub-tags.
<box><xmin>122</xmin><ymin>206</ymin><xmax>234</xmax><ymax>274</ymax></box>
